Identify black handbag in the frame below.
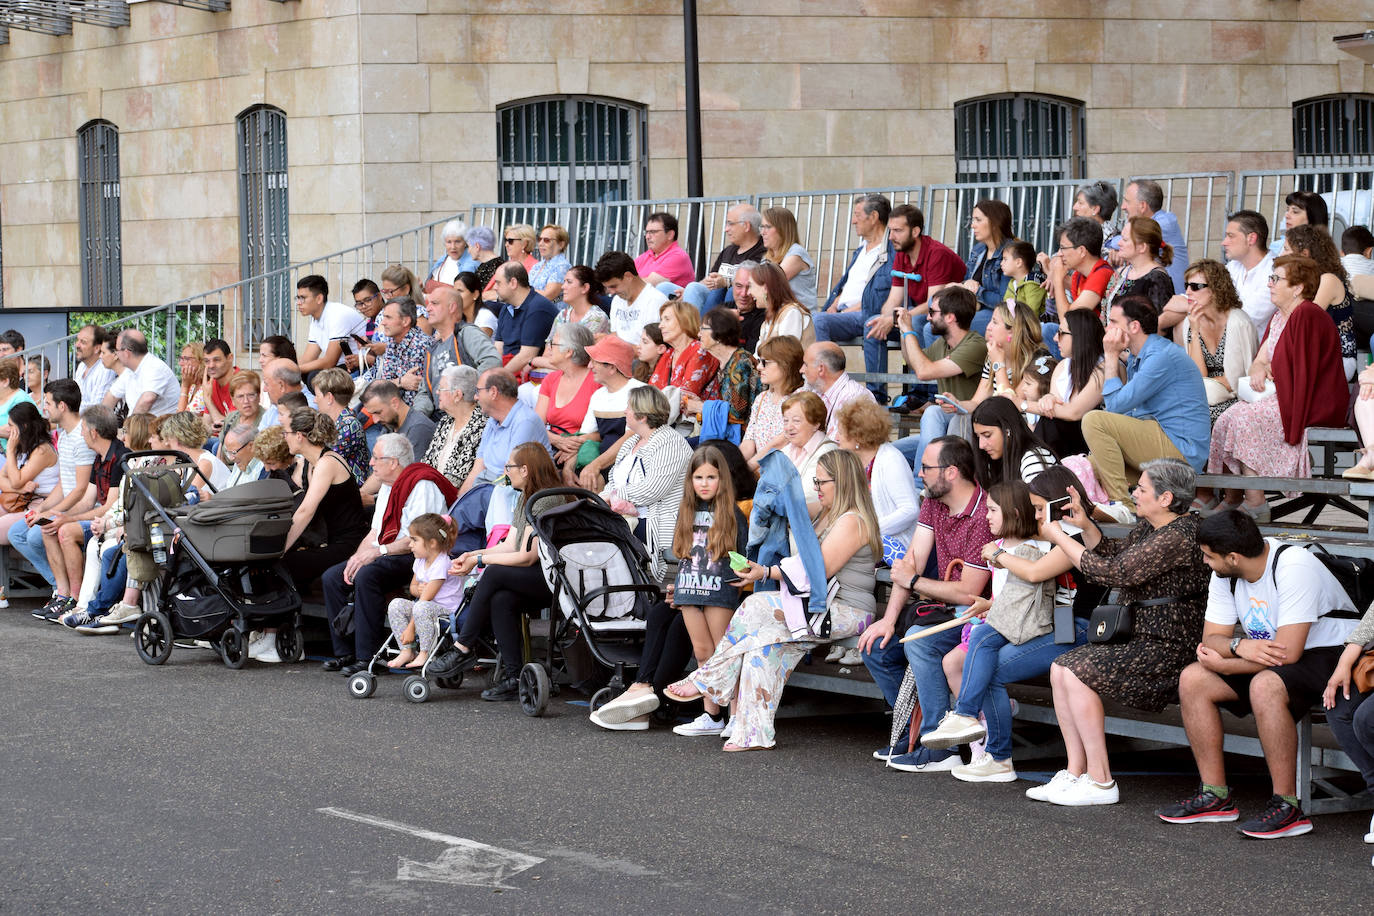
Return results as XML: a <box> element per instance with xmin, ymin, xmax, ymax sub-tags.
<box><xmin>330</xmin><ymin>600</ymin><xmax>355</xmax><ymax>640</ymax></box>
<box><xmin>1087</xmin><ymin>594</ymin><xmax>1186</xmax><ymax>644</ymax></box>
<box><xmin>898</xmin><ymin>599</ymin><xmax>960</xmax><ymax>633</ymax></box>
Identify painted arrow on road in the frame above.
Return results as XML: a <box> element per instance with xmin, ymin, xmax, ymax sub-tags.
<box><xmin>318</xmin><ymin>806</ymin><xmax>544</xmax><ymax>889</ymax></box>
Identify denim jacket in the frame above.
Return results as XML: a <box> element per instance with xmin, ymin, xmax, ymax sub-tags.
<box><xmin>965</xmin><ymin>242</ymin><xmax>1011</xmax><ymax>311</ymax></box>
<box><xmin>747</xmin><ymin>451</ymin><xmax>828</xmax><ymax>615</ymax></box>
<box><xmin>699</xmin><ymin>399</ymin><xmax>740</xmax><ymax>445</ymax></box>
<box><xmin>823</xmin><ymin>236</ymin><xmax>894</xmax><ymax>319</ymax></box>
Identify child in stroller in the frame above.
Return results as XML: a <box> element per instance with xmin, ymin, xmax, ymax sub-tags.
<box><xmin>386</xmin><ymin>513</ymin><xmax>462</xmax><ymax>670</ymax></box>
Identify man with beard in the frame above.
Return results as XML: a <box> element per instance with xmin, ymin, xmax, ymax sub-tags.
<box><xmin>891</xmin><ymin>286</ymin><xmax>987</xmax><ymax>483</ymax></box>
<box><xmin>857</xmin><ymin>435</ymin><xmax>994</xmax><ymax>773</ymax></box>
<box><xmin>865</xmin><ymin>204</ymin><xmax>968</xmax><ymax>348</ymax></box>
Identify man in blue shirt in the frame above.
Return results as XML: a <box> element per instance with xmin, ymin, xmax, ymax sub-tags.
<box><xmin>492</xmin><ymin>263</ymin><xmax>557</xmax><ymax>377</ymax></box>
<box><xmin>461</xmin><ymin>368</ymin><xmax>552</xmax><ymax>494</ymax></box>
<box><xmin>1081</xmin><ymin>297</ymin><xmax>1210</xmax><ymax>504</ymax></box>
<box><xmin>1108</xmin><ymin>179</ymin><xmax>1189</xmax><ymax>294</ymax></box>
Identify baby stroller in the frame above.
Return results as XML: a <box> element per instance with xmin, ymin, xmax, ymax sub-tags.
<box><xmin>519</xmin><ymin>487</ymin><xmax>662</xmax><ymax>717</ymax></box>
<box><xmin>346</xmin><ymin>482</ymin><xmax>500</xmax><ymax>702</ymax></box>
<box><xmin>122</xmin><ymin>451</ymin><xmax>303</xmax><ymax>669</ymax></box>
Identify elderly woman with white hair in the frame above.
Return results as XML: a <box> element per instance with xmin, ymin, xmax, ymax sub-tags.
<box><xmin>535</xmin><ymin>323</ymin><xmax>599</xmax><ymax>473</ymax></box>
<box><xmin>429</xmin><ymin>219</ymin><xmax>477</xmax><ymax>285</ymax></box>
<box><xmin>422</xmin><ymin>364</ymin><xmax>487</xmax><ymax>489</ymax></box>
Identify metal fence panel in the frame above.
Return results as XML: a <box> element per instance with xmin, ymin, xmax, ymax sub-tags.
<box><xmin>924</xmin><ymin>178</ymin><xmax>1083</xmax><ymax>261</ymax></box>
<box><xmin>1235</xmin><ymin>168</ymin><xmax>1374</xmax><ymax>243</ymax></box>
<box><xmin>754</xmin><ymin>187</ymin><xmax>921</xmax><ymax>300</ymax></box>
<box><xmin>602</xmin><ymin>197</ymin><xmax>747</xmax><ymax>280</ymax></box>
<box><xmin>1133</xmin><ymin>171</ymin><xmax>1234</xmax><ymax>266</ymax></box>
<box><xmin>469</xmin><ymin>202</ymin><xmax>605</xmax><ymax>269</ymax></box>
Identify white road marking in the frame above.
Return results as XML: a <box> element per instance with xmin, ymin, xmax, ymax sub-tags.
<box><xmin>318</xmin><ymin>806</ymin><xmax>544</xmax><ymax>889</ymax></box>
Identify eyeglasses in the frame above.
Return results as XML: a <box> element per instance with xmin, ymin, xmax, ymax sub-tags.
<box><xmin>370</xmin><ymin>455</ymin><xmax>398</xmax><ymax>465</ymax></box>
<box><xmin>475</xmin><ymin>385</ymin><xmax>495</xmax><ymax>393</ymax></box>
<box><xmin>354</xmin><ymin>293</ymin><xmax>379</xmax><ymax>305</ymax></box>
<box><xmin>1055</xmin><ymin>329</ymin><xmax>1071</xmax><ymax>338</ymax></box>
<box><xmin>538</xmin><ymin>236</ymin><xmax>557</xmax><ymax>243</ymax></box>
<box><xmin>504</xmin><ymin>238</ymin><xmax>521</xmax><ymax>245</ymax></box>
<box><xmin>1184</xmin><ymin>282</ymin><xmax>1209</xmax><ymax>292</ymax></box>
<box><xmin>503</xmin><ymin>463</ymin><xmax>522</xmax><ymax>470</ymax></box>
<box><xmin>760</xmin><ymin>223</ymin><xmax>773</xmax><ymax>230</ymax></box>
<box><xmin>1267</xmin><ymin>273</ymin><xmax>1285</xmax><ymax>285</ymax></box>
<box><xmin>758</xmin><ymin>359</ymin><xmax>770</xmax><ymax>367</ymax></box>
<box><xmin>919</xmin><ymin>463</ymin><xmax>949</xmax><ymax>474</ymax></box>
<box><xmin>812</xmin><ymin>477</ymin><xmax>835</xmax><ymax>489</ymax></box>
<box><xmin>380</xmin><ymin>286</ymin><xmax>400</xmax><ymax>297</ymax></box>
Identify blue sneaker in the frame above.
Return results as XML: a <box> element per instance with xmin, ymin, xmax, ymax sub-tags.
<box><xmin>887</xmin><ymin>746</ymin><xmax>959</xmax><ymax>773</ymax></box>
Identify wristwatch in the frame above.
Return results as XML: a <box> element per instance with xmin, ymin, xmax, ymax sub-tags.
<box><xmin>378</xmin><ymin>541</ymin><xmax>388</xmax><ymax>556</ymax></box>
<box><xmin>1229</xmin><ymin>636</ymin><xmax>1244</xmax><ymax>658</ymax></box>
<box><xmin>991</xmin><ymin>547</ymin><xmax>1007</xmax><ymax>565</ymax></box>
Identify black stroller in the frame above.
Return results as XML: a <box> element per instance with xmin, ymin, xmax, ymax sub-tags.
<box><xmin>519</xmin><ymin>487</ymin><xmax>662</xmax><ymax>717</ymax></box>
<box><xmin>122</xmin><ymin>451</ymin><xmax>303</xmax><ymax>669</ymax></box>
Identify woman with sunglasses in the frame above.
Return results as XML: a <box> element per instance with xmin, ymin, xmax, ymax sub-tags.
<box><xmin>1170</xmin><ymin>260</ymin><xmax>1258</xmax><ymax>427</ymax></box>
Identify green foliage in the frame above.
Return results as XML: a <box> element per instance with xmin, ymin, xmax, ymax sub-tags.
<box><xmin>66</xmin><ymin>307</ymin><xmax>224</xmax><ymax>366</ymax></box>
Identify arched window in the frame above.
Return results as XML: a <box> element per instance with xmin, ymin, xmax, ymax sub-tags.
<box><xmin>1293</xmin><ymin>94</ymin><xmax>1374</xmax><ymax>192</ymax></box>
<box><xmin>77</xmin><ymin>119</ymin><xmax>123</xmax><ymax>310</ymax></box>
<box><xmin>955</xmin><ymin>93</ymin><xmax>1086</xmax><ymax>184</ymax></box>
<box><xmin>497</xmin><ymin>96</ymin><xmax>647</xmax><ymax>204</ymax></box>
<box><xmin>236</xmin><ymin>104</ymin><xmax>290</xmax><ymax>342</ymax></box>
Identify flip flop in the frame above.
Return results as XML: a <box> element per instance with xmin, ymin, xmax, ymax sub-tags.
<box><xmin>664</xmin><ymin>679</ymin><xmax>705</xmax><ymax>703</ymax></box>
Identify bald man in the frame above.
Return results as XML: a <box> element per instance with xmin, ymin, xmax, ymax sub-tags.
<box><xmin>423</xmin><ymin>285</ymin><xmax>500</xmax><ymax>411</ymax></box>
<box><xmin>802</xmin><ymin>341</ymin><xmax>874</xmax><ymax>438</ymax></box>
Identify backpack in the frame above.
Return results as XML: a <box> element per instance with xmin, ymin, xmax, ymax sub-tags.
<box><xmin>1228</xmin><ymin>543</ymin><xmax>1370</xmax><ymax>618</ymax></box>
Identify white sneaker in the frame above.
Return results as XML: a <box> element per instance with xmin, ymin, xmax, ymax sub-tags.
<box><xmin>595</xmin><ymin>688</ymin><xmax>661</xmax><ymax>725</ymax></box>
<box><xmin>589</xmin><ymin>710</ymin><xmax>649</xmax><ymax>731</ymax></box>
<box><xmin>1049</xmin><ymin>776</ymin><xmax>1120</xmax><ymax>806</ymax></box>
<box><xmin>720</xmin><ymin>719</ymin><xmax>734</xmax><ymax>741</ymax></box>
<box><xmin>1026</xmin><ymin>770</ymin><xmax>1082</xmax><ymax>802</ymax></box>
<box><xmin>920</xmin><ymin>712</ymin><xmax>987</xmax><ymax>750</ymax></box>
<box><xmin>253</xmin><ymin>634</ymin><xmax>282</xmax><ymax>664</ymax></box>
<box><xmin>673</xmin><ymin>712</ymin><xmax>726</xmax><ymax>737</ymax></box>
<box><xmin>951</xmin><ymin>752</ymin><xmax>1018</xmax><ymax>783</ymax></box>
<box><xmin>824</xmin><ymin>644</ymin><xmax>846</xmax><ymax>663</ymax></box>
<box><xmin>837</xmin><ymin>648</ymin><xmax>863</xmax><ymax>666</ymax></box>
<box><xmin>1364</xmin><ymin>811</ymin><xmax>1373</xmax><ymax>844</ymax></box>
<box><xmin>99</xmin><ymin>602</ymin><xmax>142</xmax><ymax>626</ymax></box>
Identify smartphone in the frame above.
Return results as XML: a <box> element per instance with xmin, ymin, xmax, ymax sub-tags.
<box><xmin>351</xmin><ymin>333</ymin><xmax>370</xmax><ymax>345</ymax></box>
<box><xmin>34</xmin><ymin>517</ymin><xmax>54</xmax><ymax>526</ymax></box>
<box><xmin>337</xmin><ymin>339</ymin><xmax>352</xmax><ymax>356</ymax></box>
<box><xmin>1045</xmin><ymin>496</ymin><xmax>1070</xmax><ymax>522</ymax></box>
<box><xmin>934</xmin><ymin>393</ymin><xmax>969</xmax><ymax>415</ymax></box>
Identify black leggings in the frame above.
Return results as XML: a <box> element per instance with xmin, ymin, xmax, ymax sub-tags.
<box><xmin>636</xmin><ymin>600</ymin><xmax>695</xmax><ymax>692</ymax></box>
<box><xmin>457</xmin><ymin>563</ymin><xmax>551</xmax><ymax>673</ymax></box>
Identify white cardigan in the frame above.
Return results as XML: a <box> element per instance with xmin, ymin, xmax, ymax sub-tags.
<box><xmin>871</xmin><ymin>443</ymin><xmax>920</xmax><ymax>551</ymax></box>
<box><xmin>1177</xmin><ymin>308</ymin><xmax>1259</xmax><ymax>394</ymax></box>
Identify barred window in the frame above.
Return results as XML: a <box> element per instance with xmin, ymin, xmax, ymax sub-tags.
<box><xmin>497</xmin><ymin>96</ymin><xmax>647</xmax><ymax>204</ymax></box>
<box><xmin>1293</xmin><ymin>94</ymin><xmax>1374</xmax><ymax>191</ymax></box>
<box><xmin>955</xmin><ymin>93</ymin><xmax>1086</xmax><ymax>185</ymax></box>
<box><xmin>77</xmin><ymin>119</ymin><xmax>123</xmax><ymax>310</ymax></box>
<box><xmin>236</xmin><ymin>104</ymin><xmax>290</xmax><ymax>343</ymax></box>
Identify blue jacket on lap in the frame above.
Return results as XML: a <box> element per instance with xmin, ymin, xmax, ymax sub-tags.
<box><xmin>747</xmin><ymin>451</ymin><xmax>828</xmax><ymax>616</ymax></box>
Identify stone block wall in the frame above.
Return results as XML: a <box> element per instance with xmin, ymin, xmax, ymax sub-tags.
<box><xmin>0</xmin><ymin>0</ymin><xmax>1370</xmax><ymax>333</ymax></box>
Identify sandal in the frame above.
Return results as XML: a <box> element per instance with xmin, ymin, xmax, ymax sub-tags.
<box><xmin>723</xmin><ymin>742</ymin><xmax>771</xmax><ymax>752</ymax></box>
<box><xmin>1189</xmin><ymin>496</ymin><xmax>1220</xmax><ymax>513</ymax></box>
<box><xmin>664</xmin><ymin>679</ymin><xmax>705</xmax><ymax>703</ymax></box>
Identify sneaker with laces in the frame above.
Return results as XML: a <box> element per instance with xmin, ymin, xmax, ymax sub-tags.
<box><xmin>252</xmin><ymin>634</ymin><xmax>282</xmax><ymax>664</ymax></box>
<box><xmin>1049</xmin><ymin>776</ymin><xmax>1119</xmax><ymax>806</ymax></box>
<box><xmin>60</xmin><ymin>610</ymin><xmax>94</xmax><ymax>630</ymax></box>
<box><xmin>952</xmin><ymin>752</ymin><xmax>1018</xmax><ymax>783</ymax></box>
<box><xmin>98</xmin><ymin>602</ymin><xmax>143</xmax><ymax>626</ymax></box>
<box><xmin>824</xmin><ymin>644</ymin><xmax>846</xmax><ymax>663</ymax></box>
<box><xmin>673</xmin><ymin>712</ymin><xmax>726</xmax><ymax>737</ymax></box>
<box><xmin>1156</xmin><ymin>786</ymin><xmax>1240</xmax><ymax>824</ymax></box>
<box><xmin>43</xmin><ymin>597</ymin><xmax>77</xmax><ymax>623</ymax></box>
<box><xmin>872</xmin><ymin>743</ymin><xmax>905</xmax><ymax>761</ymax></box>
<box><xmin>32</xmin><ymin>595</ymin><xmax>63</xmax><ymax>620</ymax></box>
<box><xmin>1026</xmin><ymin>770</ymin><xmax>1082</xmax><ymax>802</ymax></box>
<box><xmin>837</xmin><ymin>647</ymin><xmax>863</xmax><ymax>666</ymax></box>
<box><xmin>887</xmin><ymin>747</ymin><xmax>959</xmax><ymax>773</ymax></box>
<box><xmin>921</xmin><ymin>712</ymin><xmax>987</xmax><ymax>750</ymax></box>
<box><xmin>75</xmin><ymin>620</ymin><xmax>121</xmax><ymax>635</ymax></box>
<box><xmin>1236</xmin><ymin>796</ymin><xmax>1312</xmax><ymax>839</ymax></box>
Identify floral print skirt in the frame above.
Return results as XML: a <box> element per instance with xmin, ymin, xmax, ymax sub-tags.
<box><xmin>689</xmin><ymin>593</ymin><xmax>871</xmax><ymax>748</ymax></box>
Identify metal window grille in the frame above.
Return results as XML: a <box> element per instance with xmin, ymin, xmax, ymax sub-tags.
<box><xmin>237</xmin><ymin>104</ymin><xmax>290</xmax><ymax>344</ymax></box>
<box><xmin>952</xmin><ymin>93</ymin><xmax>1086</xmax><ymax>255</ymax></box>
<box><xmin>77</xmin><ymin>119</ymin><xmax>123</xmax><ymax>311</ymax></box>
<box><xmin>1293</xmin><ymin>95</ymin><xmax>1374</xmax><ymax>191</ymax></box>
<box><xmin>497</xmin><ymin>96</ymin><xmax>647</xmax><ymax>207</ymax></box>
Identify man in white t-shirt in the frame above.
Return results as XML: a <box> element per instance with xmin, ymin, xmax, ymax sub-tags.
<box><xmin>574</xmin><ymin>335</ymin><xmax>646</xmax><ymax>490</ymax></box>
<box><xmin>103</xmin><ymin>329</ymin><xmax>181</xmax><ymax>415</ymax></box>
<box><xmin>1220</xmin><ymin>210</ymin><xmax>1275</xmax><ymax>338</ymax></box>
<box><xmin>72</xmin><ymin>323</ymin><xmax>117</xmax><ymax>411</ymax></box>
<box><xmin>1158</xmin><ymin>509</ymin><xmax>1358</xmax><ymax>839</ymax></box>
<box><xmin>296</xmin><ymin>274</ymin><xmax>367</xmax><ymax>377</ymax></box>
<box><xmin>595</xmin><ymin>251</ymin><xmax>668</xmax><ymax>345</ymax></box>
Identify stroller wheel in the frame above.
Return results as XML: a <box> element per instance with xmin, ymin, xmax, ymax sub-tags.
<box><xmin>590</xmin><ymin>687</ymin><xmax>616</xmax><ymax>712</ymax></box>
<box><xmin>435</xmin><ymin>672</ymin><xmax>464</xmax><ymax>691</ymax></box>
<box><xmin>133</xmin><ymin>611</ymin><xmax>174</xmax><ymax>666</ymax></box>
<box><xmin>348</xmin><ymin>672</ymin><xmax>376</xmax><ymax>699</ymax></box>
<box><xmin>218</xmin><ymin>629</ymin><xmax>247</xmax><ymax>669</ymax></box>
<box><xmin>275</xmin><ymin>626</ymin><xmax>305</xmax><ymax>663</ymax></box>
<box><xmin>403</xmin><ymin>675</ymin><xmax>431</xmax><ymax>704</ymax></box>
<box><xmin>518</xmin><ymin>663</ymin><xmax>551</xmax><ymax>717</ymax></box>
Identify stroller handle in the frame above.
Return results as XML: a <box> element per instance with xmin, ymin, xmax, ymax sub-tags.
<box><xmin>120</xmin><ymin>449</ymin><xmax>220</xmax><ymax>496</ymax></box>
<box><xmin>523</xmin><ymin>486</ymin><xmax>612</xmax><ymax>527</ymax></box>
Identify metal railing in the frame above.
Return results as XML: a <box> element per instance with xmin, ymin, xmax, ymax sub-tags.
<box><xmin>34</xmin><ymin>167</ymin><xmax>1374</xmax><ymax>377</ymax></box>
<box><xmin>1234</xmin><ymin>168</ymin><xmax>1374</xmax><ymax>243</ymax></box>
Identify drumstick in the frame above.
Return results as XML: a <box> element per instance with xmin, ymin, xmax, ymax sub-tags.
<box><xmin>898</xmin><ymin>612</ymin><xmax>979</xmax><ymax>643</ymax></box>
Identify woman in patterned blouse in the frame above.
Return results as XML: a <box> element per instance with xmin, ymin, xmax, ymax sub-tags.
<box><xmin>310</xmin><ymin>368</ymin><xmax>369</xmax><ymax>485</ymax></box>
<box><xmin>688</xmin><ymin>306</ymin><xmax>760</xmax><ymax>430</ymax></box>
<box><xmin>423</xmin><ymin>364</ymin><xmax>486</xmax><ymax>489</ymax></box>
<box><xmin>648</xmin><ymin>299</ymin><xmax>720</xmax><ymax>423</ymax></box>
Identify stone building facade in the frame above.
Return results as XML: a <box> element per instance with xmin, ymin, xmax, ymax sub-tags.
<box><xmin>0</xmin><ymin>0</ymin><xmax>1369</xmax><ymax>321</ymax></box>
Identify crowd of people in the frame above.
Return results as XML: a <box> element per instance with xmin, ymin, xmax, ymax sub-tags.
<box><xmin>3</xmin><ymin>188</ymin><xmax>1374</xmax><ymax>846</ymax></box>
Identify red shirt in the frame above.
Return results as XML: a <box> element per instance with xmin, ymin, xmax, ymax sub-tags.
<box><xmin>209</xmin><ymin>371</ymin><xmax>238</xmax><ymax>415</ymax></box>
<box><xmin>894</xmin><ymin>238</ymin><xmax>967</xmax><ymax>306</ymax></box>
<box><xmin>1069</xmin><ymin>259</ymin><xmax>1113</xmax><ymax>311</ymax></box>
<box><xmin>648</xmin><ymin>339</ymin><xmax>719</xmax><ymax>397</ymax></box>
<box><xmin>916</xmin><ymin>484</ymin><xmax>994</xmax><ymax>596</ymax></box>
<box><xmin>537</xmin><ymin>369</ymin><xmax>599</xmax><ymax>436</ymax></box>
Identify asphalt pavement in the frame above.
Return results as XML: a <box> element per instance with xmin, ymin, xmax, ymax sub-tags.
<box><xmin>1</xmin><ymin>605</ymin><xmax>1371</xmax><ymax>915</ymax></box>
